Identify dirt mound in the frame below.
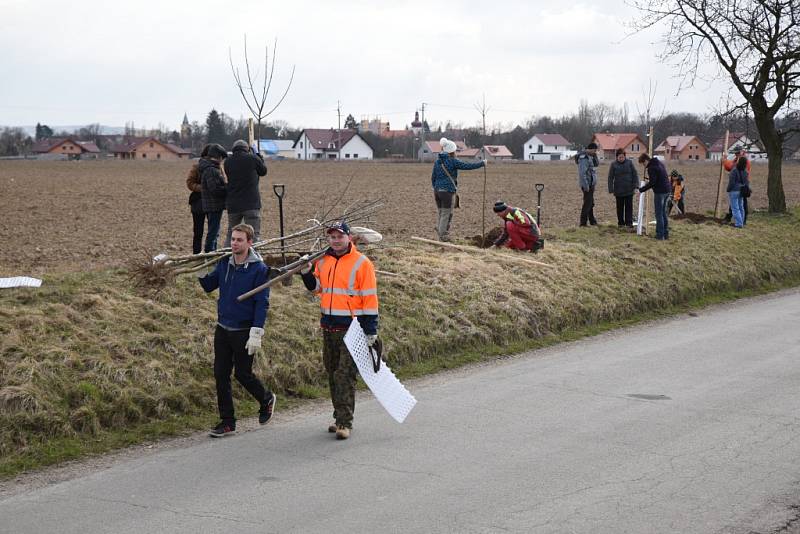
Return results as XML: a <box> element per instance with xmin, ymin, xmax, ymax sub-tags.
<box><xmin>672</xmin><ymin>212</ymin><xmax>727</xmax><ymax>225</ymax></box>
<box><xmin>470</xmin><ymin>226</ymin><xmax>504</xmax><ymax>248</ymax></box>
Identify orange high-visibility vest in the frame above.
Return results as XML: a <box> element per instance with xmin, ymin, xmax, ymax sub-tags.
<box><xmin>311</xmin><ymin>244</ymin><xmax>378</xmax><ymax>318</ymax></box>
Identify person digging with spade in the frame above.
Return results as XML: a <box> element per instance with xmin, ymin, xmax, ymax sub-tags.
<box><xmin>299</xmin><ymin>220</ymin><xmax>380</xmax><ymax>440</ymax></box>
<box><xmin>197</xmin><ymin>223</ymin><xmax>277</xmax><ymax>437</ymax></box>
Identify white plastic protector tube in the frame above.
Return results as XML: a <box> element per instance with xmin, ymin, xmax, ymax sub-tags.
<box><xmin>0</xmin><ymin>277</ymin><xmax>42</xmax><ymax>289</ymax></box>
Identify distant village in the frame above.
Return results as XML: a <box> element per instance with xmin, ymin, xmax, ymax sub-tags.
<box><xmin>11</xmin><ymin>108</ymin><xmax>800</xmax><ymax>163</ymax></box>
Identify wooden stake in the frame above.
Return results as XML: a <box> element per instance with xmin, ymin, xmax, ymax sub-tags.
<box><xmin>410</xmin><ymin>236</ymin><xmax>554</xmax><ymax>268</ymax></box>
<box><xmin>714</xmin><ymin>130</ymin><xmax>730</xmax><ymax>218</ymax></box>
<box><xmin>248</xmin><ymin>118</ymin><xmax>255</xmax><ymax>148</ymax></box>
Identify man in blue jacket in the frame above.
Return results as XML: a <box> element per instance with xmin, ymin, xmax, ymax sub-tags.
<box><xmin>638</xmin><ymin>153</ymin><xmax>671</xmax><ymax>240</ymax></box>
<box><xmin>198</xmin><ymin>223</ymin><xmax>276</xmax><ymax>437</ymax></box>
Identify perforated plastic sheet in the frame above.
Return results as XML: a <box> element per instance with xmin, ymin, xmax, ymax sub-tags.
<box><xmin>0</xmin><ymin>277</ymin><xmax>42</xmax><ymax>289</ymax></box>
<box><xmin>344</xmin><ymin>319</ymin><xmax>417</xmax><ymax>423</ymax></box>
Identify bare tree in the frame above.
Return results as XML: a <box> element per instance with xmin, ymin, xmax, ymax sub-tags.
<box><xmin>229</xmin><ymin>35</ymin><xmax>295</xmax><ymax>153</ymax></box>
<box><xmin>630</xmin><ymin>0</ymin><xmax>800</xmax><ymax>212</ymax></box>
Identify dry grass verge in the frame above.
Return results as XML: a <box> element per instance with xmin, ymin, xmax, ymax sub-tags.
<box><xmin>1</xmin><ymin>209</ymin><xmax>799</xmax><ymax>476</ymax></box>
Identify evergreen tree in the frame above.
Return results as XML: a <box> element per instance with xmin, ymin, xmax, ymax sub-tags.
<box><xmin>344</xmin><ymin>114</ymin><xmax>357</xmax><ymax>130</ymax></box>
<box><xmin>206</xmin><ymin>109</ymin><xmax>226</xmax><ymax>145</ymax></box>
<box><xmin>35</xmin><ymin>123</ymin><xmax>53</xmax><ymax>141</ymax></box>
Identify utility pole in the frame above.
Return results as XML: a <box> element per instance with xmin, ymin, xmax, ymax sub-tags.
<box><xmin>337</xmin><ymin>100</ymin><xmax>342</xmax><ymax>161</ymax></box>
<box><xmin>420</xmin><ymin>102</ymin><xmax>426</xmax><ymax>162</ymax></box>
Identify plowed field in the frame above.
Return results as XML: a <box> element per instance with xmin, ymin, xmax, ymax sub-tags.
<box><xmin>1</xmin><ymin>159</ymin><xmax>798</xmax><ymax>276</ymax></box>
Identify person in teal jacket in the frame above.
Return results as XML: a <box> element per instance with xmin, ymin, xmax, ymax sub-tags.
<box><xmin>431</xmin><ymin>137</ymin><xmax>485</xmax><ymax>241</ymax></box>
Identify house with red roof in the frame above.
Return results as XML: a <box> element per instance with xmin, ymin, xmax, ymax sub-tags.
<box><xmin>418</xmin><ymin>139</ymin><xmax>470</xmax><ymax>162</ymax></box>
<box><xmin>293</xmin><ymin>129</ymin><xmax>373</xmax><ymax>160</ymax></box>
<box><xmin>707</xmin><ymin>132</ymin><xmax>767</xmax><ymax>161</ymax></box>
<box><xmin>591</xmin><ymin>133</ymin><xmax>648</xmax><ymax>160</ymax></box>
<box><xmin>523</xmin><ymin>133</ymin><xmax>574</xmax><ymax>161</ymax></box>
<box><xmin>653</xmin><ymin>135</ymin><xmax>708</xmax><ymax>161</ymax></box>
<box><xmin>32</xmin><ymin>137</ymin><xmax>101</xmax><ymax>160</ymax></box>
<box><xmin>109</xmin><ymin>137</ymin><xmax>191</xmax><ymax>160</ymax></box>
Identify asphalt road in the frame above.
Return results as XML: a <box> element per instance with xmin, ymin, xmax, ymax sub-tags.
<box><xmin>2</xmin><ymin>290</ymin><xmax>800</xmax><ymax>534</ymax></box>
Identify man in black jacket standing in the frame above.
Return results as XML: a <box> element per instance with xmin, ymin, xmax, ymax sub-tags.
<box><xmin>638</xmin><ymin>153</ymin><xmax>671</xmax><ymax>240</ymax></box>
<box><xmin>224</xmin><ymin>139</ymin><xmax>268</xmax><ymax>247</ymax></box>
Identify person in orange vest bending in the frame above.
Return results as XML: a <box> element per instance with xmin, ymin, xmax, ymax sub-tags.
<box><xmin>300</xmin><ymin>220</ymin><xmax>379</xmax><ymax>441</ymax></box>
<box><xmin>722</xmin><ymin>148</ymin><xmax>752</xmax><ymax>224</ymax></box>
<box><xmin>492</xmin><ymin>201</ymin><xmax>543</xmax><ymax>252</ymax></box>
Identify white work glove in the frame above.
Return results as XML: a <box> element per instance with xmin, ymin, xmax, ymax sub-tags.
<box><xmin>195</xmin><ymin>268</ymin><xmax>206</xmax><ymax>279</ymax></box>
<box><xmin>299</xmin><ymin>256</ymin><xmax>313</xmax><ymax>275</ymax></box>
<box><xmin>246</xmin><ymin>327</ymin><xmax>264</xmax><ymax>356</ymax></box>
<box><xmin>366</xmin><ymin>335</ymin><xmax>378</xmax><ymax>347</ymax></box>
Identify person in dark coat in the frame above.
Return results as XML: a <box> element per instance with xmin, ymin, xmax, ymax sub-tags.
<box><xmin>186</xmin><ymin>144</ymin><xmax>210</xmax><ymax>254</ymax></box>
<box><xmin>607</xmin><ymin>148</ymin><xmax>639</xmax><ymax>227</ymax></box>
<box><xmin>199</xmin><ymin>144</ymin><xmax>228</xmax><ymax>252</ymax></box>
<box><xmin>638</xmin><ymin>153</ymin><xmax>671</xmax><ymax>240</ymax></box>
<box><xmin>223</xmin><ymin>139</ymin><xmax>268</xmax><ymax>247</ymax></box>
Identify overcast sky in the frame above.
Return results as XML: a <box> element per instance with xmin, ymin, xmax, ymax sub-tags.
<box><xmin>1</xmin><ymin>0</ymin><xmax>730</xmax><ymax>132</ymax></box>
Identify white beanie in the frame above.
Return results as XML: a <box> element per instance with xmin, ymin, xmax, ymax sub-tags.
<box><xmin>440</xmin><ymin>137</ymin><xmax>457</xmax><ymax>154</ymax></box>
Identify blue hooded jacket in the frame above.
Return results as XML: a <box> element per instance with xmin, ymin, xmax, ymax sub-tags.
<box><xmin>198</xmin><ymin>248</ymin><xmax>270</xmax><ymax>330</ymax></box>
<box><xmin>431</xmin><ymin>152</ymin><xmax>484</xmax><ymax>192</ymax></box>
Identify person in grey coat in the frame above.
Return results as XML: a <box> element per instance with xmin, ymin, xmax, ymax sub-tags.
<box><xmin>577</xmin><ymin>142</ymin><xmax>599</xmax><ymax>226</ymax></box>
<box><xmin>607</xmin><ymin>148</ymin><xmax>639</xmax><ymax>227</ymax></box>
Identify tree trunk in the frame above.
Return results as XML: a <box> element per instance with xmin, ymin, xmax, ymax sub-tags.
<box><xmin>752</xmin><ymin>103</ymin><xmax>786</xmax><ymax>213</ymax></box>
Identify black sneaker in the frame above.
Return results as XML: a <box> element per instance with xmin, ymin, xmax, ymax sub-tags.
<box><xmin>209</xmin><ymin>421</ymin><xmax>236</xmax><ymax>438</ymax></box>
<box><xmin>259</xmin><ymin>392</ymin><xmax>277</xmax><ymax>425</ymax></box>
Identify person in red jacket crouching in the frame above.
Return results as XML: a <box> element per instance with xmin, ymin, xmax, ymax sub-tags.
<box><xmin>492</xmin><ymin>201</ymin><xmax>543</xmax><ymax>252</ymax></box>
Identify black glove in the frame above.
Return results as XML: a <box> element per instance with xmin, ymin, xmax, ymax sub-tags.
<box><xmin>368</xmin><ymin>336</ymin><xmax>383</xmax><ymax>372</ymax></box>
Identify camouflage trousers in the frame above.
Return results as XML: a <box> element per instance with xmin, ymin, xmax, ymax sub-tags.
<box><xmin>322</xmin><ymin>330</ymin><xmax>358</xmax><ymax>429</ymax></box>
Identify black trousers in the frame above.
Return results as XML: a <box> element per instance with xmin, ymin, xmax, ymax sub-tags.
<box><xmin>580</xmin><ymin>188</ymin><xmax>596</xmax><ymax>226</ymax></box>
<box><xmin>213</xmin><ymin>325</ymin><xmax>270</xmax><ymax>423</ymax></box>
<box><xmin>191</xmin><ymin>210</ymin><xmax>205</xmax><ymax>255</ymax></box>
<box><xmin>615</xmin><ymin>195</ymin><xmax>634</xmax><ymax>226</ymax></box>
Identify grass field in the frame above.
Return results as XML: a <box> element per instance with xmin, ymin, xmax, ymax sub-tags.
<box><xmin>1</xmin><ymin>159</ymin><xmax>800</xmax><ymax>477</ymax></box>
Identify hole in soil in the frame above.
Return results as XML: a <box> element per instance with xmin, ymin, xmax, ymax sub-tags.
<box><xmin>672</xmin><ymin>212</ymin><xmax>727</xmax><ymax>225</ymax></box>
<box><xmin>470</xmin><ymin>227</ymin><xmax>504</xmax><ymax>248</ymax></box>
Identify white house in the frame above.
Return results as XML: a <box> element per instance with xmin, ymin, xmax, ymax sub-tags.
<box><xmin>523</xmin><ymin>133</ymin><xmax>574</xmax><ymax>161</ymax></box>
<box><xmin>293</xmin><ymin>129</ymin><xmax>374</xmax><ymax>160</ymax></box>
<box><xmin>708</xmin><ymin>132</ymin><xmax>768</xmax><ymax>161</ymax></box>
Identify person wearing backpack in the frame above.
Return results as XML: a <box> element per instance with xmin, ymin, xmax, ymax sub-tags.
<box><xmin>430</xmin><ymin>137</ymin><xmax>485</xmax><ymax>242</ymax></box>
<box><xmin>607</xmin><ymin>148</ymin><xmax>639</xmax><ymax>227</ymax></box>
<box><xmin>576</xmin><ymin>142</ymin><xmax>599</xmax><ymax>226</ymax></box>
<box><xmin>727</xmin><ymin>156</ymin><xmax>750</xmax><ymax>228</ymax></box>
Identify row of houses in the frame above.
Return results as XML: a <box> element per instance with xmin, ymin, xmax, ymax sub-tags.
<box><xmin>522</xmin><ymin>132</ymin><xmax>769</xmax><ymax>162</ymax></box>
<box><xmin>31</xmin><ymin>129</ymin><xmax>772</xmax><ymax>163</ymax></box>
<box><xmin>32</xmin><ymin>136</ymin><xmax>191</xmax><ymax>160</ymax></box>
